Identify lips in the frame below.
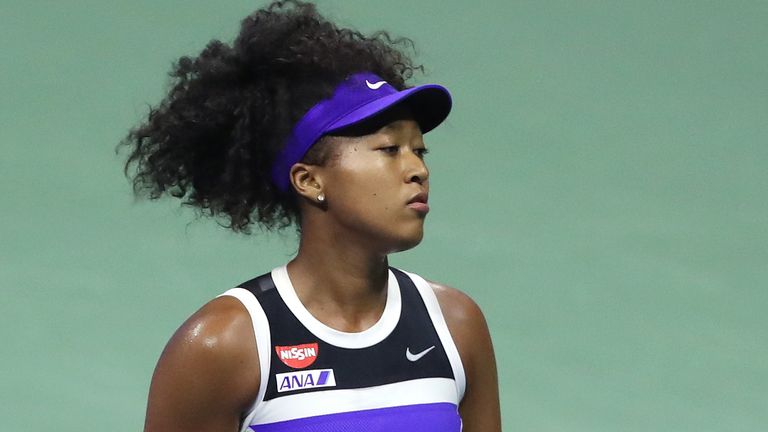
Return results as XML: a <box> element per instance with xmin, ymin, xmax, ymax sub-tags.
<box><xmin>406</xmin><ymin>192</ymin><xmax>429</xmax><ymax>214</ymax></box>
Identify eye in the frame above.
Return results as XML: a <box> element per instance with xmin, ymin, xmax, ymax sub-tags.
<box><xmin>414</xmin><ymin>148</ymin><xmax>429</xmax><ymax>159</ymax></box>
<box><xmin>378</xmin><ymin>145</ymin><xmax>399</xmax><ymax>154</ymax></box>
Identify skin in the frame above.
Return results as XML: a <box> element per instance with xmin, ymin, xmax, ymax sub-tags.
<box><xmin>144</xmin><ymin>109</ymin><xmax>501</xmax><ymax>432</ymax></box>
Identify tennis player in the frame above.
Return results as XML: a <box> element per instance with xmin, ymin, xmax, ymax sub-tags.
<box><xmin>121</xmin><ymin>1</ymin><xmax>500</xmax><ymax>431</ymax></box>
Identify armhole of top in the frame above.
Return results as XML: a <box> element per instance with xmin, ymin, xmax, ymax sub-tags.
<box><xmin>217</xmin><ymin>288</ymin><xmax>271</xmax><ymax>431</ymax></box>
<box><xmin>404</xmin><ymin>271</ymin><xmax>467</xmax><ymax>403</ymax></box>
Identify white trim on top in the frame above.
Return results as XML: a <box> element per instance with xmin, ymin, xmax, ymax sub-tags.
<box><xmin>217</xmin><ymin>288</ymin><xmax>272</xmax><ymax>432</ymax></box>
<box><xmin>270</xmin><ymin>265</ymin><xmax>401</xmax><ymax>349</ymax></box>
<box><xmin>250</xmin><ymin>377</ymin><xmax>459</xmax><ymax>425</ymax></box>
<box><xmin>403</xmin><ymin>271</ymin><xmax>467</xmax><ymax>403</ymax></box>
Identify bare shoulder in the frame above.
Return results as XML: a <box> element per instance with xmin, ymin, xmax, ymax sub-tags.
<box><xmin>424</xmin><ymin>280</ymin><xmax>501</xmax><ymax>432</ymax></box>
<box><xmin>145</xmin><ymin>295</ymin><xmax>260</xmax><ymax>431</ymax></box>
<box><xmin>424</xmin><ymin>280</ymin><xmax>493</xmax><ymax>376</ymax></box>
<box><xmin>426</xmin><ymin>280</ymin><xmax>487</xmax><ymax>330</ymax></box>
<box><xmin>164</xmin><ymin>295</ymin><xmax>257</xmax><ymax>366</ymax></box>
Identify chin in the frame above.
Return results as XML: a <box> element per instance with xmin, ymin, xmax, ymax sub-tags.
<box><xmin>387</xmin><ymin>227</ymin><xmax>425</xmax><ymax>253</ymax></box>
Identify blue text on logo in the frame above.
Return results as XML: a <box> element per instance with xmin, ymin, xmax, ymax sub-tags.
<box><xmin>276</xmin><ymin>369</ymin><xmax>336</xmax><ymax>393</ymax></box>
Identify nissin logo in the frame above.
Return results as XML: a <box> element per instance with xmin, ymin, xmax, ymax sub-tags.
<box><xmin>275</xmin><ymin>343</ymin><xmax>319</xmax><ymax>368</ymax></box>
<box><xmin>276</xmin><ymin>369</ymin><xmax>336</xmax><ymax>393</ymax></box>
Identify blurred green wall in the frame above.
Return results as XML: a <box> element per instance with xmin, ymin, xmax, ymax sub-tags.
<box><xmin>1</xmin><ymin>1</ymin><xmax>766</xmax><ymax>430</ymax></box>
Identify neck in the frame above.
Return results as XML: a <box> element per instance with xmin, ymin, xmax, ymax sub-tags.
<box><xmin>286</xmin><ymin>223</ymin><xmax>391</xmax><ymax>331</ymax></box>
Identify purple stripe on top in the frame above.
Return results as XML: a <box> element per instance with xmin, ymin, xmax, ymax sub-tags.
<box><xmin>249</xmin><ymin>402</ymin><xmax>461</xmax><ymax>432</ymax></box>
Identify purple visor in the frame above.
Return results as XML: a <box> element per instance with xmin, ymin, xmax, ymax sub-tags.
<box><xmin>270</xmin><ymin>72</ymin><xmax>452</xmax><ymax>192</ymax></box>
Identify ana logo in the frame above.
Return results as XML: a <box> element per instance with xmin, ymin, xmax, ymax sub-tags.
<box><xmin>275</xmin><ymin>343</ymin><xmax>319</xmax><ymax>369</ymax></box>
<box><xmin>365</xmin><ymin>79</ymin><xmax>387</xmax><ymax>90</ymax></box>
<box><xmin>276</xmin><ymin>369</ymin><xmax>336</xmax><ymax>393</ymax></box>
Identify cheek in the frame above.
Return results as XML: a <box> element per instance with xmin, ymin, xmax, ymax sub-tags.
<box><xmin>329</xmin><ymin>158</ymin><xmax>398</xmax><ymax>212</ymax></box>
<box><xmin>346</xmin><ymin>173</ymin><xmax>391</xmax><ymax>209</ymax></box>
<box><xmin>334</xmin><ymin>152</ymin><xmax>391</xmax><ymax>190</ymax></box>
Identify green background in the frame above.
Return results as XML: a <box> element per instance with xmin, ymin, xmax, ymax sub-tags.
<box><xmin>1</xmin><ymin>1</ymin><xmax>766</xmax><ymax>430</ymax></box>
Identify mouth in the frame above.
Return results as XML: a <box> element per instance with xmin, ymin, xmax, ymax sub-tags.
<box><xmin>406</xmin><ymin>192</ymin><xmax>430</xmax><ymax>214</ymax></box>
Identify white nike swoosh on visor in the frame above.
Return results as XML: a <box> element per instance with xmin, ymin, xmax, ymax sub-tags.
<box><xmin>406</xmin><ymin>345</ymin><xmax>436</xmax><ymax>362</ymax></box>
<box><xmin>366</xmin><ymin>80</ymin><xmax>387</xmax><ymax>90</ymax></box>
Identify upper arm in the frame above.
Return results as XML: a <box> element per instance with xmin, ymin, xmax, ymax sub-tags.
<box><xmin>430</xmin><ymin>281</ymin><xmax>501</xmax><ymax>432</ymax></box>
<box><xmin>144</xmin><ymin>296</ymin><xmax>261</xmax><ymax>432</ymax></box>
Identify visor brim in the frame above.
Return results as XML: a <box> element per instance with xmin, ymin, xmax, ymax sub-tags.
<box><xmin>326</xmin><ymin>84</ymin><xmax>452</xmax><ymax>135</ymax></box>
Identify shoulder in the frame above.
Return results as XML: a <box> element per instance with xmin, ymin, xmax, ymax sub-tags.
<box><xmin>423</xmin><ymin>280</ymin><xmax>491</xmax><ymax>371</ymax></box>
<box><xmin>165</xmin><ymin>294</ymin><xmax>258</xmax><ymax>370</ymax></box>
<box><xmin>424</xmin><ymin>279</ymin><xmax>502</xmax><ymax>431</ymax></box>
<box><xmin>145</xmin><ymin>294</ymin><xmax>261</xmax><ymax>430</ymax></box>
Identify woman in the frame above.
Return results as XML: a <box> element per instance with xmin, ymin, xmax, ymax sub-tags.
<box><xmin>121</xmin><ymin>1</ymin><xmax>500</xmax><ymax>431</ymax></box>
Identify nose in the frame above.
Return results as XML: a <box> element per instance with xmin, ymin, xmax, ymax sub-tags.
<box><xmin>405</xmin><ymin>150</ymin><xmax>429</xmax><ymax>185</ymax></box>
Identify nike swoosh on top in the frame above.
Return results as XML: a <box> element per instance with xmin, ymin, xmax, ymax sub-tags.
<box><xmin>406</xmin><ymin>345</ymin><xmax>436</xmax><ymax>362</ymax></box>
<box><xmin>366</xmin><ymin>80</ymin><xmax>387</xmax><ymax>90</ymax></box>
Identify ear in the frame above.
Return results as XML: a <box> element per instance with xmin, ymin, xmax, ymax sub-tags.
<box><xmin>289</xmin><ymin>163</ymin><xmax>324</xmax><ymax>201</ymax></box>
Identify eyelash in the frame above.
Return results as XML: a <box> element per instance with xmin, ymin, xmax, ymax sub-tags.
<box><xmin>379</xmin><ymin>146</ymin><xmax>430</xmax><ymax>158</ymax></box>
<box><xmin>380</xmin><ymin>146</ymin><xmax>399</xmax><ymax>154</ymax></box>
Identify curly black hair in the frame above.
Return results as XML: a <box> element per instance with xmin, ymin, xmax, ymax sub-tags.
<box><xmin>118</xmin><ymin>0</ymin><xmax>423</xmax><ymax>234</ymax></box>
